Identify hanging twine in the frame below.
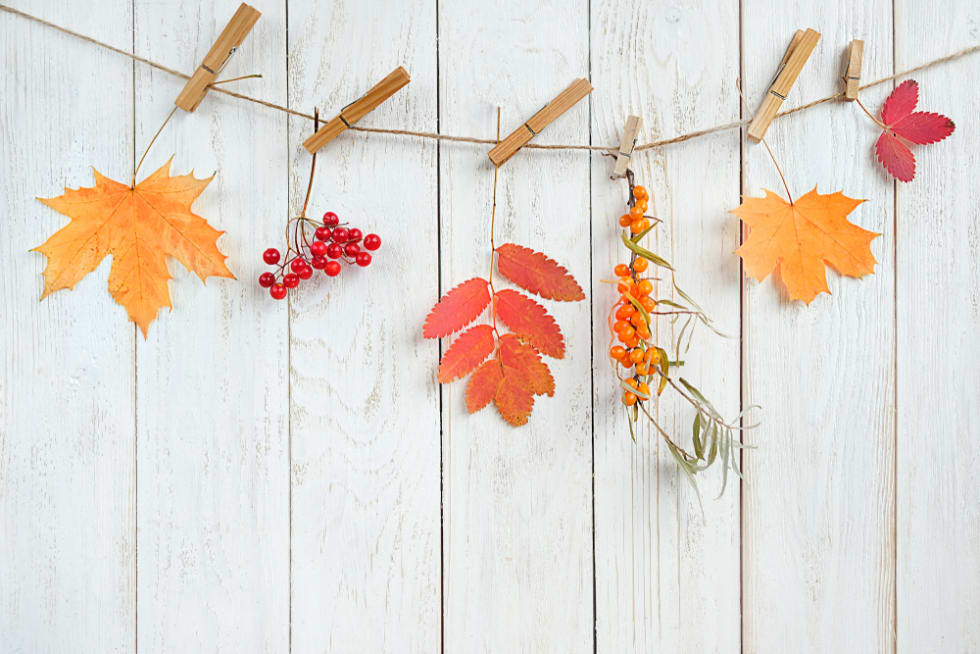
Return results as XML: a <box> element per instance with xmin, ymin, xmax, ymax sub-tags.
<box><xmin>2</xmin><ymin>3</ymin><xmax>978</xmax><ymax>155</ymax></box>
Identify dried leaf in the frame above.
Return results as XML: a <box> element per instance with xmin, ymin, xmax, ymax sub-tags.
<box><xmin>466</xmin><ymin>358</ymin><xmax>504</xmax><ymax>413</ymax></box>
<box><xmin>423</xmin><ymin>277</ymin><xmax>490</xmax><ymax>338</ymax></box>
<box><xmin>494</xmin><ymin>243</ymin><xmax>584</xmax><ymax>301</ymax></box>
<box><xmin>498</xmin><ymin>333</ymin><xmax>555</xmax><ymax>396</ymax></box>
<box><xmin>34</xmin><ymin>159</ymin><xmax>232</xmax><ymax>335</ymax></box>
<box><xmin>493</xmin><ymin>372</ymin><xmax>535</xmax><ymax>426</ymax></box>
<box><xmin>874</xmin><ymin>80</ymin><xmax>955</xmax><ymax>182</ymax></box>
<box><xmin>494</xmin><ymin>289</ymin><xmax>565</xmax><ymax>358</ymax></box>
<box><xmin>437</xmin><ymin>324</ymin><xmax>495</xmax><ymax>382</ymax></box>
<box><xmin>731</xmin><ymin>188</ymin><xmax>878</xmax><ymax>303</ymax></box>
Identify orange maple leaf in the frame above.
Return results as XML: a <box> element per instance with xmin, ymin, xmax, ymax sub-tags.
<box><xmin>494</xmin><ymin>243</ymin><xmax>585</xmax><ymax>301</ymax></box>
<box><xmin>34</xmin><ymin>159</ymin><xmax>233</xmax><ymax>335</ymax></box>
<box><xmin>731</xmin><ymin>188</ymin><xmax>878</xmax><ymax>303</ymax></box>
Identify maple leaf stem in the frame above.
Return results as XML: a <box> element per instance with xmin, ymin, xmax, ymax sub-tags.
<box><xmin>760</xmin><ymin>137</ymin><xmax>794</xmax><ymax>205</ymax></box>
<box><xmin>132</xmin><ymin>105</ymin><xmax>177</xmax><ymax>186</ymax></box>
<box><xmin>855</xmin><ymin>97</ymin><xmax>888</xmax><ymax>130</ymax></box>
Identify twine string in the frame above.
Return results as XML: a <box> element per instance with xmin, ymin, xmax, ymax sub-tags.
<box><xmin>2</xmin><ymin>3</ymin><xmax>977</xmax><ymax>155</ymax></box>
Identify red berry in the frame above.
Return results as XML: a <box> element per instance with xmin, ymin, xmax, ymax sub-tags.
<box><xmin>326</xmin><ymin>243</ymin><xmax>343</xmax><ymax>259</ymax></box>
<box><xmin>297</xmin><ymin>266</ymin><xmax>313</xmax><ymax>280</ymax></box>
<box><xmin>263</xmin><ymin>248</ymin><xmax>281</xmax><ymax>264</ymax></box>
<box><xmin>310</xmin><ymin>255</ymin><xmax>327</xmax><ymax>270</ymax></box>
<box><xmin>323</xmin><ymin>260</ymin><xmax>341</xmax><ymax>277</ymax></box>
<box><xmin>344</xmin><ymin>242</ymin><xmax>360</xmax><ymax>257</ymax></box>
<box><xmin>283</xmin><ymin>273</ymin><xmax>300</xmax><ymax>288</ymax></box>
<box><xmin>314</xmin><ymin>227</ymin><xmax>332</xmax><ymax>241</ymax></box>
<box><xmin>290</xmin><ymin>258</ymin><xmax>307</xmax><ymax>273</ymax></box>
<box><xmin>347</xmin><ymin>228</ymin><xmax>363</xmax><ymax>242</ymax></box>
<box><xmin>270</xmin><ymin>283</ymin><xmax>287</xmax><ymax>300</ymax></box>
<box><xmin>363</xmin><ymin>234</ymin><xmax>381</xmax><ymax>250</ymax></box>
<box><xmin>355</xmin><ymin>252</ymin><xmax>372</xmax><ymax>267</ymax></box>
<box><xmin>310</xmin><ymin>240</ymin><xmax>328</xmax><ymax>257</ymax></box>
<box><xmin>331</xmin><ymin>227</ymin><xmax>349</xmax><ymax>243</ymax></box>
<box><xmin>258</xmin><ymin>272</ymin><xmax>276</xmax><ymax>288</ymax></box>
<box><xmin>323</xmin><ymin>211</ymin><xmax>339</xmax><ymax>226</ymax></box>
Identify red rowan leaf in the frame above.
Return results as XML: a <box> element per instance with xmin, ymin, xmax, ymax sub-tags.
<box><xmin>498</xmin><ymin>334</ymin><xmax>554</xmax><ymax>396</ymax></box>
<box><xmin>437</xmin><ymin>324</ymin><xmax>495</xmax><ymax>382</ymax></box>
<box><xmin>493</xmin><ymin>373</ymin><xmax>535</xmax><ymax>427</ymax></box>
<box><xmin>494</xmin><ymin>243</ymin><xmax>585</xmax><ymax>301</ymax></box>
<box><xmin>874</xmin><ymin>80</ymin><xmax>954</xmax><ymax>182</ymax></box>
<box><xmin>423</xmin><ymin>277</ymin><xmax>490</xmax><ymax>338</ymax></box>
<box><xmin>494</xmin><ymin>289</ymin><xmax>565</xmax><ymax>358</ymax></box>
<box><xmin>466</xmin><ymin>358</ymin><xmax>504</xmax><ymax>413</ymax></box>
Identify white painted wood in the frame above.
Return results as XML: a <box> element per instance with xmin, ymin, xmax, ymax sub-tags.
<box><xmin>132</xmin><ymin>1</ymin><xmax>289</xmax><ymax>651</ymax></box>
<box><xmin>894</xmin><ymin>3</ymin><xmax>980</xmax><ymax>652</ymax></box>
<box><xmin>740</xmin><ymin>2</ymin><xmax>897</xmax><ymax>653</ymax></box>
<box><xmin>0</xmin><ymin>1</ymin><xmax>136</xmax><ymax>652</ymax></box>
<box><xmin>591</xmin><ymin>1</ymin><xmax>743</xmax><ymax>652</ymax></box>
<box><xmin>438</xmin><ymin>2</ymin><xmax>593</xmax><ymax>651</ymax></box>
<box><xmin>286</xmin><ymin>1</ymin><xmax>441</xmax><ymax>652</ymax></box>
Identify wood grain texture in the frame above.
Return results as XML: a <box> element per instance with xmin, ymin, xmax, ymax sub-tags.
<box><xmin>894</xmin><ymin>2</ymin><xmax>980</xmax><ymax>652</ymax></box>
<box><xmin>591</xmin><ymin>1</ymin><xmax>742</xmax><ymax>651</ymax></box>
<box><xmin>133</xmin><ymin>1</ymin><xmax>288</xmax><ymax>651</ymax></box>
<box><xmin>286</xmin><ymin>1</ymin><xmax>441</xmax><ymax>652</ymax></box>
<box><xmin>0</xmin><ymin>1</ymin><xmax>136</xmax><ymax>652</ymax></box>
<box><xmin>740</xmin><ymin>2</ymin><xmax>896</xmax><ymax>653</ymax></box>
<box><xmin>438</xmin><ymin>1</ymin><xmax>593</xmax><ymax>651</ymax></box>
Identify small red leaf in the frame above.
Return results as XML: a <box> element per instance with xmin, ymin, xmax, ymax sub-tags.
<box><xmin>891</xmin><ymin>112</ymin><xmax>955</xmax><ymax>145</ymax></box>
<box><xmin>466</xmin><ymin>358</ymin><xmax>504</xmax><ymax>413</ymax></box>
<box><xmin>423</xmin><ymin>277</ymin><xmax>490</xmax><ymax>338</ymax></box>
<box><xmin>881</xmin><ymin>79</ymin><xmax>918</xmax><ymax>125</ymax></box>
<box><xmin>493</xmin><ymin>373</ymin><xmax>535</xmax><ymax>426</ymax></box>
<box><xmin>494</xmin><ymin>289</ymin><xmax>565</xmax><ymax>358</ymax></box>
<box><xmin>876</xmin><ymin>132</ymin><xmax>916</xmax><ymax>183</ymax></box>
<box><xmin>498</xmin><ymin>334</ymin><xmax>554</xmax><ymax>396</ymax></box>
<box><xmin>437</xmin><ymin>324</ymin><xmax>495</xmax><ymax>382</ymax></box>
<box><xmin>495</xmin><ymin>243</ymin><xmax>585</xmax><ymax>302</ymax></box>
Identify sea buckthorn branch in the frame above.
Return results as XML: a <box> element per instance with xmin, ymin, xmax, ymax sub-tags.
<box><xmin>608</xmin><ymin>169</ymin><xmax>755</xmax><ymax>499</ymax></box>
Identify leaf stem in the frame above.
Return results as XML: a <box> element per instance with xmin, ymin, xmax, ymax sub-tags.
<box><xmin>488</xmin><ymin>107</ymin><xmax>501</xmax><ymax>335</ymax></box>
<box><xmin>132</xmin><ymin>105</ymin><xmax>177</xmax><ymax>186</ymax></box>
<box><xmin>300</xmin><ymin>109</ymin><xmax>320</xmax><ymax>218</ymax></box>
<box><xmin>855</xmin><ymin>97</ymin><xmax>888</xmax><ymax>129</ymax></box>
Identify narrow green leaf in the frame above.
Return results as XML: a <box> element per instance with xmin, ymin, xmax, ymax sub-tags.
<box><xmin>621</xmin><ymin>232</ymin><xmax>673</xmax><ymax>270</ymax></box>
<box><xmin>692</xmin><ymin>412</ymin><xmax>704</xmax><ymax>459</ymax></box>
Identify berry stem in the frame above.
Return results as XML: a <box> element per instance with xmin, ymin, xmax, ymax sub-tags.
<box><xmin>300</xmin><ymin>109</ymin><xmax>320</xmax><ymax>219</ymax></box>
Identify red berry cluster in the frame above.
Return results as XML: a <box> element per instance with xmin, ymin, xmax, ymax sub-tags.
<box><xmin>258</xmin><ymin>211</ymin><xmax>381</xmax><ymax>300</ymax></box>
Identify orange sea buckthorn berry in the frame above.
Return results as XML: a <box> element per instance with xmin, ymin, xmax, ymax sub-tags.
<box><xmin>615</xmin><ymin>303</ymin><xmax>635</xmax><ymax>320</ymax></box>
<box><xmin>614</xmin><ymin>263</ymin><xmax>630</xmax><ymax>277</ymax></box>
<box><xmin>620</xmin><ymin>356</ymin><xmax>634</xmax><ymax>368</ymax></box>
<box><xmin>620</xmin><ymin>325</ymin><xmax>636</xmax><ymax>340</ymax></box>
<box><xmin>629</xmin><ymin>282</ymin><xmax>642</xmax><ymax>297</ymax></box>
<box><xmin>633</xmin><ymin>185</ymin><xmax>648</xmax><ymax>200</ymax></box>
<box><xmin>613</xmin><ymin>320</ymin><xmax>630</xmax><ymax>333</ymax></box>
<box><xmin>624</xmin><ymin>334</ymin><xmax>640</xmax><ymax>348</ymax></box>
<box><xmin>637</xmin><ymin>279</ymin><xmax>653</xmax><ymax>297</ymax></box>
<box><xmin>618</xmin><ymin>214</ymin><xmax>632</xmax><ymax>227</ymax></box>
<box><xmin>635</xmin><ymin>200</ymin><xmax>648</xmax><ymax>214</ymax></box>
<box><xmin>644</xmin><ymin>348</ymin><xmax>656</xmax><ymax>362</ymax></box>
<box><xmin>610</xmin><ymin>345</ymin><xmax>626</xmax><ymax>360</ymax></box>
<box><xmin>629</xmin><ymin>349</ymin><xmax>644</xmax><ymax>364</ymax></box>
<box><xmin>629</xmin><ymin>312</ymin><xmax>645</xmax><ymax>328</ymax></box>
<box><xmin>616</xmin><ymin>330</ymin><xmax>629</xmax><ymax>344</ymax></box>
<box><xmin>636</xmin><ymin>362</ymin><xmax>649</xmax><ymax>375</ymax></box>
<box><xmin>617</xmin><ymin>277</ymin><xmax>631</xmax><ymax>294</ymax></box>
<box><xmin>629</xmin><ymin>219</ymin><xmax>645</xmax><ymax>235</ymax></box>
<box><xmin>637</xmin><ymin>218</ymin><xmax>650</xmax><ymax>232</ymax></box>
<box><xmin>637</xmin><ymin>382</ymin><xmax>650</xmax><ymax>397</ymax></box>
<box><xmin>633</xmin><ymin>257</ymin><xmax>649</xmax><ymax>273</ymax></box>
<box><xmin>629</xmin><ymin>204</ymin><xmax>644</xmax><ymax>218</ymax></box>
<box><xmin>623</xmin><ymin>392</ymin><xmax>637</xmax><ymax>406</ymax></box>
<box><xmin>636</xmin><ymin>324</ymin><xmax>651</xmax><ymax>340</ymax></box>
<box><xmin>640</xmin><ymin>296</ymin><xmax>656</xmax><ymax>312</ymax></box>
<box><xmin>625</xmin><ymin>378</ymin><xmax>639</xmax><ymax>389</ymax></box>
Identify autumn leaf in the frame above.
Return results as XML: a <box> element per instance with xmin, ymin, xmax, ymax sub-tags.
<box><xmin>423</xmin><ymin>277</ymin><xmax>491</xmax><ymax>338</ymax></box>
<box><xmin>874</xmin><ymin>80</ymin><xmax>955</xmax><ymax>182</ymax></box>
<box><xmin>732</xmin><ymin>188</ymin><xmax>878</xmax><ymax>303</ymax></box>
<box><xmin>494</xmin><ymin>243</ymin><xmax>584</xmax><ymax>301</ymax></box>
<box><xmin>494</xmin><ymin>289</ymin><xmax>565</xmax><ymax>358</ymax></box>
<box><xmin>437</xmin><ymin>324</ymin><xmax>495</xmax><ymax>382</ymax></box>
<box><xmin>498</xmin><ymin>334</ymin><xmax>554</xmax><ymax>397</ymax></box>
<box><xmin>493</xmin><ymin>372</ymin><xmax>535</xmax><ymax>427</ymax></box>
<box><xmin>34</xmin><ymin>159</ymin><xmax>232</xmax><ymax>335</ymax></box>
<box><xmin>466</xmin><ymin>358</ymin><xmax>504</xmax><ymax>413</ymax></box>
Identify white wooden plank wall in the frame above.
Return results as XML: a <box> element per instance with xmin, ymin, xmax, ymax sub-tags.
<box><xmin>0</xmin><ymin>1</ymin><xmax>977</xmax><ymax>652</ymax></box>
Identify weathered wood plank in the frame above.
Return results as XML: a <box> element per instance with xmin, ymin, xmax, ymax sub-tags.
<box><xmin>740</xmin><ymin>2</ymin><xmax>896</xmax><ymax>652</ymax></box>
<box><xmin>287</xmin><ymin>0</ymin><xmax>441</xmax><ymax>651</ymax></box>
<box><xmin>133</xmin><ymin>0</ymin><xmax>289</xmax><ymax>651</ymax></box>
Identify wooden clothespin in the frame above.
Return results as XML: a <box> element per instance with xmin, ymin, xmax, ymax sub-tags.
<box><xmin>488</xmin><ymin>78</ymin><xmax>593</xmax><ymax>166</ymax></box>
<box><xmin>302</xmin><ymin>67</ymin><xmax>411</xmax><ymax>153</ymax></box>
<box><xmin>175</xmin><ymin>3</ymin><xmax>261</xmax><ymax>112</ymax></box>
<box><xmin>612</xmin><ymin>115</ymin><xmax>642</xmax><ymax>178</ymax></box>
<box><xmin>843</xmin><ymin>39</ymin><xmax>864</xmax><ymax>100</ymax></box>
<box><xmin>746</xmin><ymin>28</ymin><xmax>820</xmax><ymax>141</ymax></box>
